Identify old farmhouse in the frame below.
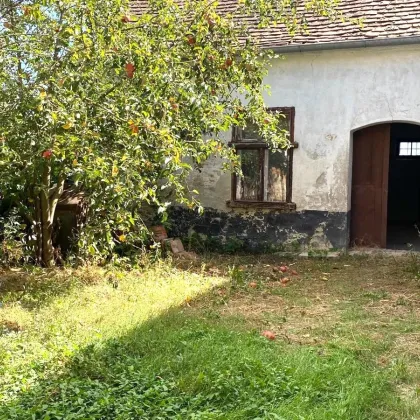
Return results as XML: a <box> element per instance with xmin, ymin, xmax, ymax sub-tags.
<box><xmin>133</xmin><ymin>1</ymin><xmax>420</xmax><ymax>252</ymax></box>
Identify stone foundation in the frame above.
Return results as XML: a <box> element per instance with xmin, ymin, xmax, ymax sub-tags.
<box><xmin>168</xmin><ymin>206</ymin><xmax>349</xmax><ymax>253</ymax></box>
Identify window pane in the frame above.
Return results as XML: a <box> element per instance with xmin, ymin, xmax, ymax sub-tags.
<box><xmin>276</xmin><ymin>112</ymin><xmax>291</xmax><ymax>133</ymax></box>
<box><xmin>267</xmin><ymin>149</ymin><xmax>289</xmax><ymax>202</ymax></box>
<box><xmin>241</xmin><ymin>121</ymin><xmax>263</xmax><ymax>142</ymax></box>
<box><xmin>412</xmin><ymin>142</ymin><xmax>420</xmax><ymax>156</ymax></box>
<box><xmin>236</xmin><ymin>149</ymin><xmax>261</xmax><ymax>201</ymax></box>
<box><xmin>399</xmin><ymin>142</ymin><xmax>411</xmax><ymax>156</ymax></box>
<box><xmin>238</xmin><ymin>111</ymin><xmax>291</xmax><ymax>143</ymax></box>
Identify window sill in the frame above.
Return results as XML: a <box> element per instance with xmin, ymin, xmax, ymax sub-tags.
<box><xmin>226</xmin><ymin>200</ymin><xmax>297</xmax><ymax>211</ymax></box>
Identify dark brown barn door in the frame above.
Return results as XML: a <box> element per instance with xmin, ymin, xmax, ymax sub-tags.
<box><xmin>351</xmin><ymin>124</ymin><xmax>390</xmax><ymax>247</ymax></box>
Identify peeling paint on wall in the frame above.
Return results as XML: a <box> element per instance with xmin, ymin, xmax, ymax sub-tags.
<box><xmin>309</xmin><ymin>223</ymin><xmax>333</xmax><ymax>250</ymax></box>
<box><xmin>316</xmin><ymin>172</ymin><xmax>327</xmax><ymax>187</ymax></box>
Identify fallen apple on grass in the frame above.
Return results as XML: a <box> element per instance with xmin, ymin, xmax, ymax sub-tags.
<box><xmin>261</xmin><ymin>330</ymin><xmax>276</xmax><ymax>340</ymax></box>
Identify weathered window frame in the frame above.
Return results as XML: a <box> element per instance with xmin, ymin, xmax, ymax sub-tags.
<box><xmin>227</xmin><ymin>107</ymin><xmax>297</xmax><ymax>211</ymax></box>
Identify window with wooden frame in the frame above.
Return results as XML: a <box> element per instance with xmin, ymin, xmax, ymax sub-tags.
<box><xmin>228</xmin><ymin>107</ymin><xmax>297</xmax><ymax>210</ymax></box>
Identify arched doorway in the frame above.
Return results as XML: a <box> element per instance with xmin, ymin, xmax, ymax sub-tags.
<box><xmin>351</xmin><ymin>122</ymin><xmax>420</xmax><ymax>249</ymax></box>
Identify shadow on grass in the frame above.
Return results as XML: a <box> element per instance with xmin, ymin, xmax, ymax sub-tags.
<box><xmin>0</xmin><ymin>298</ymin><xmax>404</xmax><ymax>419</ymax></box>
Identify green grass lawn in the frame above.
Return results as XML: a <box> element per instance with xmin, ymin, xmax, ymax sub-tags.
<box><xmin>0</xmin><ymin>254</ymin><xmax>419</xmax><ymax>419</ymax></box>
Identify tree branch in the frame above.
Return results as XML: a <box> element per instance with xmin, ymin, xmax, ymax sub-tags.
<box><xmin>51</xmin><ymin>174</ymin><xmax>65</xmax><ymax>201</ymax></box>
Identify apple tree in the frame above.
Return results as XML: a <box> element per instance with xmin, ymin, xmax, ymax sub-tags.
<box><xmin>0</xmin><ymin>0</ymin><xmax>341</xmax><ymax>266</ymax></box>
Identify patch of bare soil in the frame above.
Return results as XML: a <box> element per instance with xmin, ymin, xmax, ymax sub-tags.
<box><xmin>0</xmin><ymin>270</ymin><xmax>28</xmax><ymax>294</ymax></box>
<box><xmin>365</xmin><ymin>292</ymin><xmax>420</xmax><ymax>318</ymax></box>
<box><xmin>218</xmin><ymin>293</ymin><xmax>338</xmax><ymax>345</ymax></box>
<box><xmin>194</xmin><ymin>255</ymin><xmax>420</xmax><ymax>350</ymax></box>
<box><xmin>394</xmin><ymin>333</ymin><xmax>420</xmax><ymax>358</ymax></box>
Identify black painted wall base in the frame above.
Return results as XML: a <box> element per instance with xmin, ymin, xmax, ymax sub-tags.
<box><xmin>168</xmin><ymin>206</ymin><xmax>350</xmax><ymax>253</ymax></box>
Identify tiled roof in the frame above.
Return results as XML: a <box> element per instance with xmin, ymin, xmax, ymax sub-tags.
<box><xmin>130</xmin><ymin>1</ymin><xmax>420</xmax><ymax>49</ymax></box>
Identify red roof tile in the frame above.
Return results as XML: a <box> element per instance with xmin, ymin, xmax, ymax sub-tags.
<box><xmin>130</xmin><ymin>0</ymin><xmax>420</xmax><ymax>48</ymax></box>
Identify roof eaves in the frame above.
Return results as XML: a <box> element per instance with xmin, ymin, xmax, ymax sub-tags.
<box><xmin>269</xmin><ymin>36</ymin><xmax>420</xmax><ymax>53</ymax></box>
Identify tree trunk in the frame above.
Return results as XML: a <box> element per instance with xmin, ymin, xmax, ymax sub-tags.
<box><xmin>39</xmin><ymin>162</ymin><xmax>65</xmax><ymax>267</ymax></box>
<box><xmin>40</xmin><ymin>194</ymin><xmax>54</xmax><ymax>267</ymax></box>
<box><xmin>34</xmin><ymin>196</ymin><xmax>42</xmax><ymax>265</ymax></box>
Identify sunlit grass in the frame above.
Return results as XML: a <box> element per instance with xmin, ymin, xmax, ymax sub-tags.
<box><xmin>0</xmin><ymin>255</ymin><xmax>419</xmax><ymax>419</ymax></box>
<box><xmin>0</xmin><ymin>261</ymin><xmax>226</xmax><ymax>404</ymax></box>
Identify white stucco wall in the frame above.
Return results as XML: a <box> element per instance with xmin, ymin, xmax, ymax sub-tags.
<box><xmin>189</xmin><ymin>44</ymin><xmax>420</xmax><ymax>213</ymax></box>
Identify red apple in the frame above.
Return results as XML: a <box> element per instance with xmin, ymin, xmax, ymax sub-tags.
<box><xmin>225</xmin><ymin>58</ymin><xmax>233</xmax><ymax>67</ymax></box>
<box><xmin>130</xmin><ymin>123</ymin><xmax>139</xmax><ymax>134</ymax></box>
<box><xmin>262</xmin><ymin>330</ymin><xmax>276</xmax><ymax>340</ymax></box>
<box><xmin>125</xmin><ymin>62</ymin><xmax>135</xmax><ymax>79</ymax></box>
<box><xmin>186</xmin><ymin>34</ymin><xmax>196</xmax><ymax>45</ymax></box>
<box><xmin>42</xmin><ymin>149</ymin><xmax>52</xmax><ymax>159</ymax></box>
